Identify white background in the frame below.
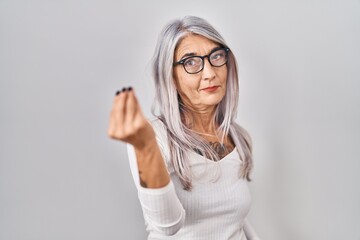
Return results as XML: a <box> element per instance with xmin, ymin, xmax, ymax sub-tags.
<box><xmin>1</xmin><ymin>0</ymin><xmax>359</xmax><ymax>239</ymax></box>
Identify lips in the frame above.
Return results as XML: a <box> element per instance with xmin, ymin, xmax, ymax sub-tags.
<box><xmin>202</xmin><ymin>86</ymin><xmax>219</xmax><ymax>92</ymax></box>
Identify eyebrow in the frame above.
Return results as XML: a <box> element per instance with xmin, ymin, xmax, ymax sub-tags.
<box><xmin>180</xmin><ymin>52</ymin><xmax>196</xmax><ymax>59</ymax></box>
<box><xmin>179</xmin><ymin>46</ymin><xmax>221</xmax><ymax>60</ymax></box>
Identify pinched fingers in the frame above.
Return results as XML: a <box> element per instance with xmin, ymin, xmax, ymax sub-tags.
<box><xmin>108</xmin><ymin>87</ymin><xmax>129</xmax><ymax>140</ymax></box>
<box><xmin>108</xmin><ymin>87</ymin><xmax>148</xmax><ymax>144</ymax></box>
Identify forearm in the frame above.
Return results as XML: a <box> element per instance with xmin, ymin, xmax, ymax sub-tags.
<box><xmin>127</xmin><ymin>143</ymin><xmax>185</xmax><ymax>236</ymax></box>
<box><xmin>134</xmin><ymin>139</ymin><xmax>170</xmax><ymax>188</ymax></box>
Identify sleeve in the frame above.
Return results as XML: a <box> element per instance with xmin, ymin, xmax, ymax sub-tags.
<box><xmin>127</xmin><ymin>144</ymin><xmax>186</xmax><ymax>236</ymax></box>
<box><xmin>243</xmin><ymin>218</ymin><xmax>262</xmax><ymax>240</ymax></box>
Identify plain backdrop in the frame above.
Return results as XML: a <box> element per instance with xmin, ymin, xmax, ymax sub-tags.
<box><xmin>1</xmin><ymin>0</ymin><xmax>359</xmax><ymax>239</ymax></box>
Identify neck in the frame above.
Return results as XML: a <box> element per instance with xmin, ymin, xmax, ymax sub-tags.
<box><xmin>180</xmin><ymin>104</ymin><xmax>235</xmax><ymax>154</ymax></box>
<box><xmin>181</xmin><ymin>105</ymin><xmax>218</xmax><ymax>135</ymax></box>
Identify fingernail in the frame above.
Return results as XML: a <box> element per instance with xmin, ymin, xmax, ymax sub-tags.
<box><xmin>115</xmin><ymin>90</ymin><xmax>120</xmax><ymax>96</ymax></box>
<box><xmin>121</xmin><ymin>87</ymin><xmax>126</xmax><ymax>92</ymax></box>
<box><xmin>127</xmin><ymin>87</ymin><xmax>133</xmax><ymax>91</ymax></box>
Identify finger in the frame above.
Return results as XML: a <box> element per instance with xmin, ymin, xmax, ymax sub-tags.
<box><xmin>132</xmin><ymin>88</ymin><xmax>146</xmax><ymax>119</ymax></box>
<box><xmin>111</xmin><ymin>88</ymin><xmax>128</xmax><ymax>138</ymax></box>
<box><xmin>108</xmin><ymin>89</ymin><xmax>124</xmax><ymax>138</ymax></box>
<box><xmin>116</xmin><ymin>88</ymin><xmax>129</xmax><ymax>119</ymax></box>
<box><xmin>112</xmin><ymin>87</ymin><xmax>126</xmax><ymax>115</ymax></box>
<box><xmin>108</xmin><ymin>108</ymin><xmax>116</xmax><ymax>138</ymax></box>
<box><xmin>124</xmin><ymin>87</ymin><xmax>139</xmax><ymax>124</ymax></box>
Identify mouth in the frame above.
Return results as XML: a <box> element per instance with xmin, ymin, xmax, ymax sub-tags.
<box><xmin>201</xmin><ymin>86</ymin><xmax>220</xmax><ymax>92</ymax></box>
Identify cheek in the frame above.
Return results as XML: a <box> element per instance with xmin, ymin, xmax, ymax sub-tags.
<box><xmin>221</xmin><ymin>69</ymin><xmax>228</xmax><ymax>87</ymax></box>
<box><xmin>175</xmin><ymin>72</ymin><xmax>200</xmax><ymax>95</ymax></box>
<box><xmin>173</xmin><ymin>70</ymin><xmax>184</xmax><ymax>93</ymax></box>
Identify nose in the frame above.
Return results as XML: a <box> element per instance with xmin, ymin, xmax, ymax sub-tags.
<box><xmin>201</xmin><ymin>58</ymin><xmax>216</xmax><ymax>80</ymax></box>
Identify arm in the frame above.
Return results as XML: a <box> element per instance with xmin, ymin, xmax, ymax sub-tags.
<box><xmin>108</xmin><ymin>88</ymin><xmax>169</xmax><ymax>188</ymax></box>
<box><xmin>127</xmin><ymin>144</ymin><xmax>185</xmax><ymax>235</ymax></box>
<box><xmin>108</xmin><ymin>88</ymin><xmax>185</xmax><ymax>235</ymax></box>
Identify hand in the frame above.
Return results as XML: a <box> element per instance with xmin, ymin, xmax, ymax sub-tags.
<box><xmin>108</xmin><ymin>87</ymin><xmax>155</xmax><ymax>149</ymax></box>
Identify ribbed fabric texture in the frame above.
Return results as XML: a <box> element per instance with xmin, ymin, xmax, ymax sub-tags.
<box><xmin>126</xmin><ymin>118</ymin><xmax>261</xmax><ymax>240</ymax></box>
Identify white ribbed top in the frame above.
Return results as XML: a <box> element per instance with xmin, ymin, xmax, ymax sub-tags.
<box><xmin>127</xmin><ymin>118</ymin><xmax>261</xmax><ymax>240</ymax></box>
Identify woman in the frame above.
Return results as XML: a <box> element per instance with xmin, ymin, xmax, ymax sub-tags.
<box><xmin>108</xmin><ymin>16</ymin><xmax>261</xmax><ymax>240</ymax></box>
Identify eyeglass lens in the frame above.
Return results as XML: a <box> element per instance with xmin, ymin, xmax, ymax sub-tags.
<box><xmin>183</xmin><ymin>48</ymin><xmax>228</xmax><ymax>74</ymax></box>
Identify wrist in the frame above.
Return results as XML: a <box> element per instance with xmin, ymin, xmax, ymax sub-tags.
<box><xmin>133</xmin><ymin>137</ymin><xmax>157</xmax><ymax>153</ymax></box>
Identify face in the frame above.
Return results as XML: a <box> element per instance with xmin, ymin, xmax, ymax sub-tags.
<box><xmin>173</xmin><ymin>34</ymin><xmax>228</xmax><ymax>113</ymax></box>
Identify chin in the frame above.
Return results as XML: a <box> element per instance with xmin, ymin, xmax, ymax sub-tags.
<box><xmin>202</xmin><ymin>95</ymin><xmax>224</xmax><ymax>106</ymax></box>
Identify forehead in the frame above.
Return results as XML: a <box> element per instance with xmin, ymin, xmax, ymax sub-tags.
<box><xmin>175</xmin><ymin>34</ymin><xmax>220</xmax><ymax>58</ymax></box>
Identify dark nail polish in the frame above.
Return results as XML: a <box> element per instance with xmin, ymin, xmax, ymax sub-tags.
<box><xmin>115</xmin><ymin>90</ymin><xmax>120</xmax><ymax>96</ymax></box>
<box><xmin>127</xmin><ymin>87</ymin><xmax>133</xmax><ymax>91</ymax></box>
<box><xmin>121</xmin><ymin>87</ymin><xmax>126</xmax><ymax>92</ymax></box>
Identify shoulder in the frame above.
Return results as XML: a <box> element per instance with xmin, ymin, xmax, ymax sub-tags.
<box><xmin>149</xmin><ymin>117</ymin><xmax>166</xmax><ymax>130</ymax></box>
<box><xmin>149</xmin><ymin>117</ymin><xmax>168</xmax><ymax>140</ymax></box>
<box><xmin>148</xmin><ymin>117</ymin><xmax>171</xmax><ymax>163</ymax></box>
<box><xmin>232</xmin><ymin>123</ymin><xmax>253</xmax><ymax>151</ymax></box>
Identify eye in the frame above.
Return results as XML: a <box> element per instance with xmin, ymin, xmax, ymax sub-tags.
<box><xmin>184</xmin><ymin>58</ymin><xmax>195</xmax><ymax>66</ymax></box>
<box><xmin>210</xmin><ymin>50</ymin><xmax>225</xmax><ymax>61</ymax></box>
<box><xmin>184</xmin><ymin>57</ymin><xmax>201</xmax><ymax>67</ymax></box>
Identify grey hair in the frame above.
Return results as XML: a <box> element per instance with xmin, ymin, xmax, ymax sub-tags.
<box><xmin>151</xmin><ymin>16</ymin><xmax>253</xmax><ymax>190</ymax></box>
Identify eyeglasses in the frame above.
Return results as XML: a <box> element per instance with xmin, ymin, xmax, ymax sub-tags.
<box><xmin>173</xmin><ymin>47</ymin><xmax>230</xmax><ymax>74</ymax></box>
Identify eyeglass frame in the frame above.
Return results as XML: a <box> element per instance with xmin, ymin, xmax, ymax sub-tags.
<box><xmin>173</xmin><ymin>47</ymin><xmax>231</xmax><ymax>74</ymax></box>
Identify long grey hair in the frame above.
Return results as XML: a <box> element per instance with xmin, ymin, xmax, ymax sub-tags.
<box><xmin>151</xmin><ymin>16</ymin><xmax>253</xmax><ymax>190</ymax></box>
